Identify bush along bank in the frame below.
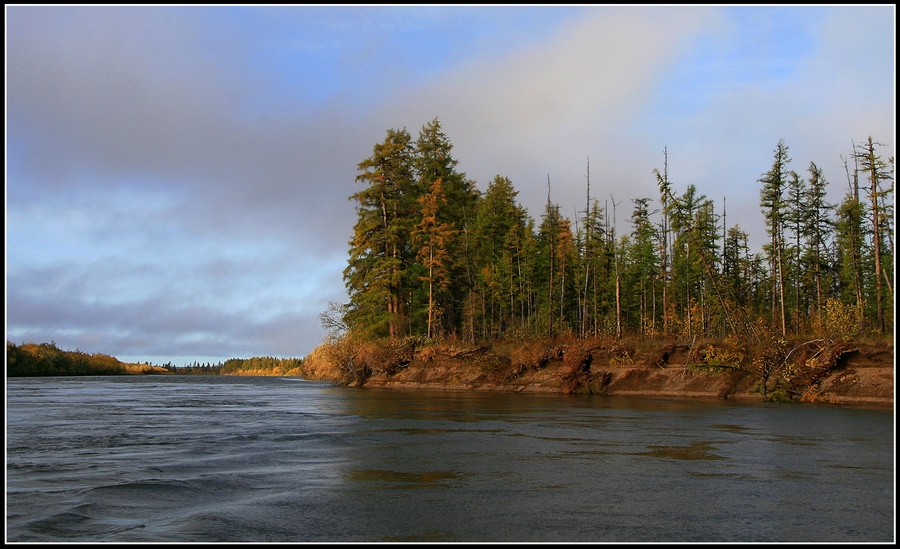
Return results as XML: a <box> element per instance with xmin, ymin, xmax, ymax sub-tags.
<box><xmin>299</xmin><ymin>334</ymin><xmax>893</xmax><ymax>407</ymax></box>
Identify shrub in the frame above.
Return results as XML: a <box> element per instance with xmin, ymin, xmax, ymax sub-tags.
<box><xmin>815</xmin><ymin>298</ymin><xmax>861</xmax><ymax>341</ymax></box>
<box><xmin>697</xmin><ymin>343</ymin><xmax>745</xmax><ymax>371</ymax></box>
<box><xmin>302</xmin><ymin>334</ymin><xmax>360</xmax><ymax>382</ymax></box>
<box><xmin>608</xmin><ymin>344</ymin><xmax>635</xmax><ymax>366</ymax></box>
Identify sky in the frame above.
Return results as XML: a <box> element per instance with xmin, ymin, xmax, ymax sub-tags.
<box><xmin>5</xmin><ymin>5</ymin><xmax>895</xmax><ymax>366</ymax></box>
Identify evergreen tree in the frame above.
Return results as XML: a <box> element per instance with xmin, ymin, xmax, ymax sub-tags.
<box><xmin>653</xmin><ymin>149</ymin><xmax>673</xmax><ymax>336</ymax></box>
<box><xmin>759</xmin><ymin>139</ymin><xmax>791</xmax><ymax>335</ymax></box>
<box><xmin>337</xmin><ymin>120</ymin><xmax>892</xmax><ymax>346</ymax></box>
<box><xmin>836</xmin><ymin>151</ymin><xmax>866</xmax><ymax>334</ymax></box>
<box><xmin>473</xmin><ymin>175</ymin><xmax>529</xmax><ymax>338</ymax></box>
<box><xmin>853</xmin><ymin>136</ymin><xmax>894</xmax><ymax>334</ymax></box>
<box><xmin>414</xmin><ymin>118</ymin><xmax>480</xmax><ymax>336</ymax></box>
<box><xmin>536</xmin><ymin>179</ymin><xmax>576</xmax><ymax>338</ymax></box>
<box><xmin>344</xmin><ymin>128</ymin><xmax>418</xmax><ymax>339</ymax></box>
<box><xmin>722</xmin><ymin>225</ymin><xmax>765</xmax><ymax>341</ymax></box>
<box><xmin>624</xmin><ymin>197</ymin><xmax>659</xmax><ymax>335</ymax></box>
<box><xmin>800</xmin><ymin>162</ymin><xmax>834</xmax><ymax>328</ymax></box>
<box><xmin>785</xmin><ymin>170</ymin><xmax>805</xmax><ymax>331</ymax></box>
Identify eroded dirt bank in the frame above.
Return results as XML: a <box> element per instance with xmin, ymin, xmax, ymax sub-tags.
<box><xmin>323</xmin><ymin>339</ymin><xmax>893</xmax><ymax>408</ymax></box>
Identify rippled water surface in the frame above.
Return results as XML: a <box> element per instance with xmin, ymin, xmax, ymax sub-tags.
<box><xmin>6</xmin><ymin>376</ymin><xmax>895</xmax><ymax>542</ymax></box>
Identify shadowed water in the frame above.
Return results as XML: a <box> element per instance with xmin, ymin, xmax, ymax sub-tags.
<box><xmin>6</xmin><ymin>376</ymin><xmax>894</xmax><ymax>542</ymax></box>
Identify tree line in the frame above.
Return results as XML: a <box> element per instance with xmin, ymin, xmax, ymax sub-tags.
<box><xmin>6</xmin><ymin>341</ymin><xmax>168</xmax><ymax>376</ymax></box>
<box><xmin>6</xmin><ymin>341</ymin><xmax>304</xmax><ymax>377</ymax></box>
<box><xmin>147</xmin><ymin>356</ymin><xmax>302</xmax><ymax>375</ymax></box>
<box><xmin>216</xmin><ymin>356</ymin><xmax>303</xmax><ymax>376</ymax></box>
<box><xmin>331</xmin><ymin>118</ymin><xmax>893</xmax><ymax>344</ymax></box>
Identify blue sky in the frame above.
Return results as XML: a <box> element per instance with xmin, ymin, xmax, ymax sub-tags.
<box><xmin>5</xmin><ymin>5</ymin><xmax>895</xmax><ymax>365</ymax></box>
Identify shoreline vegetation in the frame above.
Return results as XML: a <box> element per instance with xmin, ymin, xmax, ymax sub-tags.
<box><xmin>299</xmin><ymin>333</ymin><xmax>893</xmax><ymax>407</ymax></box>
<box><xmin>287</xmin><ymin>119</ymin><xmax>895</xmax><ymax>408</ymax></box>
<box><xmin>5</xmin><ymin>341</ymin><xmax>303</xmax><ymax>377</ymax></box>
<box><xmin>7</xmin><ymin>336</ymin><xmax>893</xmax><ymax>408</ymax></box>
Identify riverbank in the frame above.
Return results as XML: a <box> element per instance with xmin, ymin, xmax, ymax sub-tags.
<box><xmin>301</xmin><ymin>336</ymin><xmax>894</xmax><ymax>408</ymax></box>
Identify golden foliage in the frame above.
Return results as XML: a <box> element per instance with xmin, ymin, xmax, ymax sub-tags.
<box><xmin>698</xmin><ymin>343</ymin><xmax>745</xmax><ymax>369</ymax></box>
<box><xmin>814</xmin><ymin>298</ymin><xmax>862</xmax><ymax>341</ymax></box>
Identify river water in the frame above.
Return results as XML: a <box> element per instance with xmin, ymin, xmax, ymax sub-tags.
<box><xmin>5</xmin><ymin>375</ymin><xmax>895</xmax><ymax>542</ymax></box>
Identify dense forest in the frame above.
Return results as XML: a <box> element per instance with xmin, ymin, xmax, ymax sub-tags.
<box><xmin>327</xmin><ymin>118</ymin><xmax>894</xmax><ymax>346</ymax></box>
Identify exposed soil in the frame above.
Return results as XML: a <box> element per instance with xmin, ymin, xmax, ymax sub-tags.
<box><xmin>347</xmin><ymin>340</ymin><xmax>893</xmax><ymax>408</ymax></box>
<box><xmin>801</xmin><ymin>343</ymin><xmax>895</xmax><ymax>406</ymax></box>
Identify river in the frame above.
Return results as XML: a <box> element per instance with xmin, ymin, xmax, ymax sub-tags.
<box><xmin>5</xmin><ymin>375</ymin><xmax>894</xmax><ymax>542</ymax></box>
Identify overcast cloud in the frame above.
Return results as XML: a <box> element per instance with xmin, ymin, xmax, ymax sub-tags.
<box><xmin>6</xmin><ymin>5</ymin><xmax>894</xmax><ymax>365</ymax></box>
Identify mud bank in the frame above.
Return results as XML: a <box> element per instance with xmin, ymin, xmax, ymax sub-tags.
<box><xmin>341</xmin><ymin>340</ymin><xmax>893</xmax><ymax>408</ymax></box>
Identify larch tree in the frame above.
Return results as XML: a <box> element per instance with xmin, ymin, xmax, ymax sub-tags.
<box><xmin>608</xmin><ymin>195</ymin><xmax>624</xmax><ymax>339</ymax></box>
<box><xmin>853</xmin><ymin>136</ymin><xmax>893</xmax><ymax>334</ymax></box>
<box><xmin>668</xmin><ymin>184</ymin><xmax>699</xmax><ymax>337</ymax></box>
<box><xmin>692</xmin><ymin>195</ymin><xmax>724</xmax><ymax>337</ymax></box>
<box><xmin>413</xmin><ymin>177</ymin><xmax>458</xmax><ymax>339</ymax></box>
<box><xmin>722</xmin><ymin>224</ymin><xmax>764</xmax><ymax>341</ymax></box>
<box><xmin>671</xmin><ymin>185</ymin><xmax>721</xmax><ymax>338</ymax></box>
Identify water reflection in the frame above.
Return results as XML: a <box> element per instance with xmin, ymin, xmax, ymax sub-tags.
<box><xmin>638</xmin><ymin>441</ymin><xmax>726</xmax><ymax>460</ymax></box>
<box><xmin>345</xmin><ymin>469</ymin><xmax>470</xmax><ymax>486</ymax></box>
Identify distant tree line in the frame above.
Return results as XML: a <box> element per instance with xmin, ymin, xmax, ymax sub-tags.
<box><xmin>332</xmin><ymin>119</ymin><xmax>893</xmax><ymax>344</ymax></box>
<box><xmin>8</xmin><ymin>341</ymin><xmax>137</xmax><ymax>376</ymax></box>
<box><xmin>6</xmin><ymin>341</ymin><xmax>305</xmax><ymax>377</ymax></box>
<box><xmin>162</xmin><ymin>356</ymin><xmax>304</xmax><ymax>375</ymax></box>
<box><xmin>162</xmin><ymin>361</ymin><xmax>223</xmax><ymax>375</ymax></box>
